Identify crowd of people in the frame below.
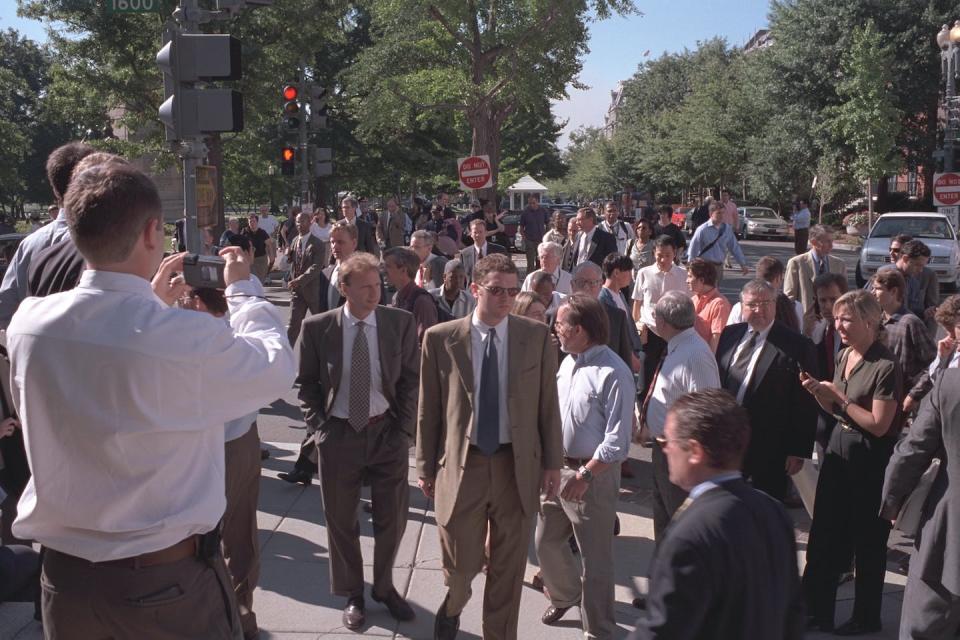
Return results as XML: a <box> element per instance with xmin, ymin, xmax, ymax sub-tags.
<box><xmin>1</xmin><ymin>141</ymin><xmax>960</xmax><ymax>640</ymax></box>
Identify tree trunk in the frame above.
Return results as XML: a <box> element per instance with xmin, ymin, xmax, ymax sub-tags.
<box><xmin>470</xmin><ymin>103</ymin><xmax>504</xmax><ymax>206</ymax></box>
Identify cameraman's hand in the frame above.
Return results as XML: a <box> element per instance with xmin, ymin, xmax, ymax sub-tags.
<box><xmin>0</xmin><ymin>417</ymin><xmax>19</xmax><ymax>438</ymax></box>
<box><xmin>152</xmin><ymin>253</ymin><xmax>190</xmax><ymax>306</ymax></box>
<box><xmin>220</xmin><ymin>246</ymin><xmax>252</xmax><ymax>287</ymax></box>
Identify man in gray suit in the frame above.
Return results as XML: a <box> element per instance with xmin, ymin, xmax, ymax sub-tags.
<box><xmin>457</xmin><ymin>219</ymin><xmax>507</xmax><ymax>284</ymax></box>
<box><xmin>881</xmin><ymin>369</ymin><xmax>960</xmax><ymax>638</ymax></box>
<box><xmin>286</xmin><ymin>212</ymin><xmax>325</xmax><ymax>346</ymax></box>
<box><xmin>297</xmin><ymin>253</ymin><xmax>419</xmax><ymax>631</ymax></box>
<box><xmin>410</xmin><ymin>230</ymin><xmax>447</xmax><ymax>290</ymax></box>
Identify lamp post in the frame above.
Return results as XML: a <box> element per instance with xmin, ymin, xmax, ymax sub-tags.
<box><xmin>937</xmin><ymin>22</ymin><xmax>960</xmax><ymax>172</ymax></box>
<box><xmin>268</xmin><ymin>164</ymin><xmax>277</xmax><ymax>214</ymax></box>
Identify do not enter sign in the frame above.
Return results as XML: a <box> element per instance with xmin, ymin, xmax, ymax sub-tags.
<box><xmin>933</xmin><ymin>172</ymin><xmax>960</xmax><ymax>207</ymax></box>
<box><xmin>458</xmin><ymin>155</ymin><xmax>493</xmax><ymax>191</ymax></box>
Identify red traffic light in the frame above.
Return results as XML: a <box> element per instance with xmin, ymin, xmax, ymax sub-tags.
<box><xmin>281</xmin><ymin>147</ymin><xmax>295</xmax><ymax>162</ymax></box>
<box><xmin>282</xmin><ymin>84</ymin><xmax>298</xmax><ymax>101</ymax></box>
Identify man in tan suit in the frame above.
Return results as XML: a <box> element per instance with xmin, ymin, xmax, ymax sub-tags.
<box><xmin>784</xmin><ymin>225</ymin><xmax>846</xmax><ymax>318</ymax></box>
<box><xmin>417</xmin><ymin>253</ymin><xmax>563</xmax><ymax>640</ymax></box>
<box><xmin>377</xmin><ymin>196</ymin><xmax>407</xmax><ymax>249</ymax></box>
<box><xmin>286</xmin><ymin>212</ymin><xmax>326</xmax><ymax>346</ymax></box>
<box><xmin>297</xmin><ymin>253</ymin><xmax>419</xmax><ymax>631</ymax></box>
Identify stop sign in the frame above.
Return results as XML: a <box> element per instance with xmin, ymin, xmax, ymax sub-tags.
<box><xmin>933</xmin><ymin>172</ymin><xmax>960</xmax><ymax>206</ymax></box>
<box><xmin>458</xmin><ymin>155</ymin><xmax>493</xmax><ymax>190</ymax></box>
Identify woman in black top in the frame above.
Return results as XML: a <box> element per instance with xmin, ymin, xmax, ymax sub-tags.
<box><xmin>799</xmin><ymin>289</ymin><xmax>903</xmax><ymax>635</ymax></box>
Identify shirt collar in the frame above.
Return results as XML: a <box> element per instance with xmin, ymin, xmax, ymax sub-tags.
<box><xmin>746</xmin><ymin>320</ymin><xmax>774</xmax><ymax>341</ymax></box>
<box><xmin>574</xmin><ymin>343</ymin><xmax>607</xmax><ymax>366</ymax></box>
<box><xmin>476</xmin><ymin>242</ymin><xmax>488</xmax><ymax>254</ymax></box>
<box><xmin>885</xmin><ymin>306</ymin><xmax>909</xmax><ymax>323</ymax></box>
<box><xmin>343</xmin><ymin>304</ymin><xmax>377</xmax><ymax>328</ymax></box>
<box><xmin>472</xmin><ymin>311</ymin><xmax>508</xmax><ymax>336</ymax></box>
<box><xmin>56</xmin><ymin>208</ymin><xmax>68</xmax><ymax>223</ymax></box>
<box><xmin>810</xmin><ymin>249</ymin><xmax>823</xmax><ymax>264</ymax></box>
<box><xmin>696</xmin><ymin>287</ymin><xmax>720</xmax><ymax>302</ymax></box>
<box><xmin>667</xmin><ymin>326</ymin><xmax>699</xmax><ymax>352</ymax></box>
<box><xmin>78</xmin><ymin>270</ymin><xmax>160</xmax><ymax>303</ymax></box>
<box><xmin>689</xmin><ymin>471</ymin><xmax>742</xmax><ymax>500</ymax></box>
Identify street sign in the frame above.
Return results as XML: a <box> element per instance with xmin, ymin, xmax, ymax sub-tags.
<box><xmin>458</xmin><ymin>155</ymin><xmax>493</xmax><ymax>191</ymax></box>
<box><xmin>195</xmin><ymin>165</ymin><xmax>218</xmax><ymax>227</ymax></box>
<box><xmin>933</xmin><ymin>172</ymin><xmax>960</xmax><ymax>206</ymax></box>
<box><xmin>938</xmin><ymin>205</ymin><xmax>959</xmax><ymax>231</ymax></box>
<box><xmin>106</xmin><ymin>0</ymin><xmax>163</xmax><ymax>12</ymax></box>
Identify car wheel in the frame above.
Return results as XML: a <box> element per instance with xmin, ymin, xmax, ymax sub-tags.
<box><xmin>855</xmin><ymin>261</ymin><xmax>866</xmax><ymax>288</ymax></box>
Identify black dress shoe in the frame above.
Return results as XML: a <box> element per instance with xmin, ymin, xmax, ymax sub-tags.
<box><xmin>833</xmin><ymin>618</ymin><xmax>881</xmax><ymax>636</ymax></box>
<box><xmin>632</xmin><ymin>596</ymin><xmax>646</xmax><ymax>609</ymax></box>
<box><xmin>542</xmin><ymin>603</ymin><xmax>578</xmax><ymax>625</ymax></box>
<box><xmin>342</xmin><ymin>596</ymin><xmax>365</xmax><ymax>631</ymax></box>
<box><xmin>260</xmin><ymin>448</ymin><xmax>270</xmax><ymax>460</ymax></box>
<box><xmin>434</xmin><ymin>596</ymin><xmax>460</xmax><ymax>640</ymax></box>
<box><xmin>278</xmin><ymin>468</ymin><xmax>312</xmax><ymax>485</ymax></box>
<box><xmin>372</xmin><ymin>588</ymin><xmax>415</xmax><ymax>621</ymax></box>
<box><xmin>805</xmin><ymin>616</ymin><xmax>833</xmax><ymax>632</ymax></box>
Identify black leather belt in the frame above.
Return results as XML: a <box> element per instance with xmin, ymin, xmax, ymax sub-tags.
<box><xmin>563</xmin><ymin>456</ymin><xmax>591</xmax><ymax>468</ymax></box>
<box><xmin>468</xmin><ymin>443</ymin><xmax>513</xmax><ymax>455</ymax></box>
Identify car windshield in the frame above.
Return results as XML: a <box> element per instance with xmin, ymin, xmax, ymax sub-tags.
<box><xmin>870</xmin><ymin>217</ymin><xmax>955</xmax><ymax>240</ymax></box>
<box><xmin>745</xmin><ymin>209</ymin><xmax>777</xmax><ymax>219</ymax></box>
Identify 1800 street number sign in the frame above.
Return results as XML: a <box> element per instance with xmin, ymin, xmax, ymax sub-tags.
<box><xmin>106</xmin><ymin>0</ymin><xmax>162</xmax><ymax>13</ymax></box>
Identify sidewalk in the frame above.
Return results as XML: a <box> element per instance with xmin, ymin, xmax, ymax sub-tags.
<box><xmin>1</xmin><ymin>441</ymin><xmax>909</xmax><ymax>639</ymax></box>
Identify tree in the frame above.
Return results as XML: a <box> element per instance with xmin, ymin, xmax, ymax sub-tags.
<box><xmin>347</xmin><ymin>0</ymin><xmax>637</xmax><ymax>202</ymax></box>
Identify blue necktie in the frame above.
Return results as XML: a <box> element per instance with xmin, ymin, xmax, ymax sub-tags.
<box><xmin>477</xmin><ymin>328</ymin><xmax>500</xmax><ymax>455</ymax></box>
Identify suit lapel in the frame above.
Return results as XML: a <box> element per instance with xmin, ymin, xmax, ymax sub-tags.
<box><xmin>326</xmin><ymin>309</ymin><xmax>344</xmax><ymax>413</ymax></box>
<box><xmin>507</xmin><ymin>316</ymin><xmax>522</xmax><ymax>414</ymax></box>
<box><xmin>744</xmin><ymin>329</ymin><xmax>778</xmax><ymax>403</ymax></box>
<box><xmin>375</xmin><ymin>307</ymin><xmax>395</xmax><ymax>407</ymax></box>
<box><xmin>720</xmin><ymin>324</ymin><xmax>747</xmax><ymax>385</ymax></box>
<box><xmin>446</xmin><ymin>317</ymin><xmax>475</xmax><ymax>411</ymax></box>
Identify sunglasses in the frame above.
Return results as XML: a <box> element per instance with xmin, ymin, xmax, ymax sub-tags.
<box><xmin>478</xmin><ymin>284</ymin><xmax>520</xmax><ymax>297</ymax></box>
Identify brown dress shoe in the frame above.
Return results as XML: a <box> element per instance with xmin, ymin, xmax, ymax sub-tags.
<box><xmin>372</xmin><ymin>588</ymin><xmax>415</xmax><ymax>621</ymax></box>
<box><xmin>342</xmin><ymin>596</ymin><xmax>365</xmax><ymax>631</ymax></box>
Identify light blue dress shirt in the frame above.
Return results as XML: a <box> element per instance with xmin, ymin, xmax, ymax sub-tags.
<box><xmin>688</xmin><ymin>222</ymin><xmax>747</xmax><ymax>267</ymax></box>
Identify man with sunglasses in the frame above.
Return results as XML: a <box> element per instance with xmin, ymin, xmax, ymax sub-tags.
<box><xmin>417</xmin><ymin>253</ymin><xmax>563</xmax><ymax>640</ymax></box>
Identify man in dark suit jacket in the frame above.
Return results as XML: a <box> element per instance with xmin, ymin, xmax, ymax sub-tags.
<box><xmin>881</xmin><ymin>369</ymin><xmax>960</xmax><ymax>638</ymax></box>
<box><xmin>571</xmin><ymin>207</ymin><xmax>618</xmax><ymax>268</ymax></box>
<box><xmin>630</xmin><ymin>389</ymin><xmax>804</xmax><ymax>640</ymax></box>
<box><xmin>457</xmin><ymin>219</ymin><xmax>507</xmax><ymax>283</ymax></box>
<box><xmin>715</xmin><ymin>279</ymin><xmax>817</xmax><ymax>501</ymax></box>
<box><xmin>286</xmin><ymin>212</ymin><xmax>326</xmax><ymax>346</ymax></box>
<box><xmin>339</xmin><ymin>196</ymin><xmax>380</xmax><ymax>257</ymax></box>
<box><xmin>297</xmin><ymin>253</ymin><xmax>419</xmax><ymax>631</ymax></box>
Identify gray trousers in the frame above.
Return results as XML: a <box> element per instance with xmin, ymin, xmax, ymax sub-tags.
<box><xmin>536</xmin><ymin>465</ymin><xmax>620</xmax><ymax>639</ymax></box>
<box><xmin>223</xmin><ymin>423</ymin><xmax>262</xmax><ymax>638</ymax></box>
<box><xmin>651</xmin><ymin>441</ymin><xmax>688</xmax><ymax>543</ymax></box>
<box><xmin>900</xmin><ymin>552</ymin><xmax>960</xmax><ymax>639</ymax></box>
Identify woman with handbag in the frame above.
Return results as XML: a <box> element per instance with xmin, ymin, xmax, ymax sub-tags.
<box><xmin>798</xmin><ymin>290</ymin><xmax>903</xmax><ymax>635</ymax></box>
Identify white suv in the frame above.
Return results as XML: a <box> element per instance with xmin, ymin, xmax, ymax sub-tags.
<box><xmin>856</xmin><ymin>212</ymin><xmax>960</xmax><ymax>290</ymax></box>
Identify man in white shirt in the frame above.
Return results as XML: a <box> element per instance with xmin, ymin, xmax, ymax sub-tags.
<box><xmin>600</xmin><ymin>201</ymin><xmax>635</xmax><ymax>255</ymax></box>
<box><xmin>632</xmin><ymin>236</ymin><xmax>689</xmax><ymax>396</ymax></box>
<box><xmin>8</xmin><ymin>163</ymin><xmax>295</xmax><ymax>639</ymax></box>
<box><xmin>257</xmin><ymin>204</ymin><xmax>280</xmax><ymax>271</ymax></box>
<box><xmin>521</xmin><ymin>241</ymin><xmax>572</xmax><ymax>294</ymax></box>
<box><xmin>0</xmin><ymin>141</ymin><xmax>94</xmax><ymax>329</ymax></box>
<box><xmin>640</xmin><ymin>291</ymin><xmax>720</xmax><ymax>542</ymax></box>
<box><xmin>297</xmin><ymin>253</ymin><xmax>420</xmax><ymax>630</ymax></box>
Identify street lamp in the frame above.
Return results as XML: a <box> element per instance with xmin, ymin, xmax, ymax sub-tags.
<box><xmin>268</xmin><ymin>164</ymin><xmax>277</xmax><ymax>214</ymax></box>
<box><xmin>937</xmin><ymin>22</ymin><xmax>960</xmax><ymax>172</ymax></box>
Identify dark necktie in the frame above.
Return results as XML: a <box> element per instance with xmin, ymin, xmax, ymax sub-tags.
<box><xmin>476</xmin><ymin>328</ymin><xmax>500</xmax><ymax>455</ymax></box>
<box><xmin>817</xmin><ymin>257</ymin><xmax>826</xmax><ymax>276</ymax></box>
<box><xmin>725</xmin><ymin>330</ymin><xmax>759</xmax><ymax>395</ymax></box>
<box><xmin>348</xmin><ymin>321</ymin><xmax>370</xmax><ymax>431</ymax></box>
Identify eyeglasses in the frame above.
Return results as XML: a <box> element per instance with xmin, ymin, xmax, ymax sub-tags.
<box><xmin>478</xmin><ymin>284</ymin><xmax>520</xmax><ymax>297</ymax></box>
<box><xmin>573</xmin><ymin>279</ymin><xmax>602</xmax><ymax>288</ymax></box>
<box><xmin>889</xmin><ymin>247</ymin><xmax>901</xmax><ymax>255</ymax></box>
<box><xmin>743</xmin><ymin>299</ymin><xmax>774</xmax><ymax>310</ymax></box>
<box><xmin>654</xmin><ymin>436</ymin><xmax>686</xmax><ymax>448</ymax></box>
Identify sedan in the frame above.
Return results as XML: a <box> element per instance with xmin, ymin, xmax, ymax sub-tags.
<box><xmin>739</xmin><ymin>207</ymin><xmax>791</xmax><ymax>241</ymax></box>
<box><xmin>856</xmin><ymin>212</ymin><xmax>959</xmax><ymax>290</ymax></box>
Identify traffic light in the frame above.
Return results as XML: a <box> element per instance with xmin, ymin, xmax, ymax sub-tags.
<box><xmin>281</xmin><ymin>146</ymin><xmax>296</xmax><ymax>176</ymax></box>
<box><xmin>157</xmin><ymin>32</ymin><xmax>244</xmax><ymax>140</ymax></box>
<box><xmin>308</xmin><ymin>85</ymin><xmax>328</xmax><ymax>130</ymax></box>
<box><xmin>312</xmin><ymin>146</ymin><xmax>333</xmax><ymax>177</ymax></box>
<box><xmin>282</xmin><ymin>84</ymin><xmax>300</xmax><ymax>129</ymax></box>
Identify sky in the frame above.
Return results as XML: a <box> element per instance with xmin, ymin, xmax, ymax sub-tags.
<box><xmin>1</xmin><ymin>0</ymin><xmax>772</xmax><ymax>148</ymax></box>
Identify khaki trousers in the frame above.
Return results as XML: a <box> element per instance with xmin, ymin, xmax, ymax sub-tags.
<box><xmin>438</xmin><ymin>447</ymin><xmax>531</xmax><ymax>640</ymax></box>
<box><xmin>223</xmin><ymin>422</ymin><xmax>261</xmax><ymax>638</ymax></box>
<box><xmin>40</xmin><ymin>547</ymin><xmax>241</xmax><ymax>640</ymax></box>
<box><xmin>251</xmin><ymin>255</ymin><xmax>270</xmax><ymax>283</ymax></box>
<box><xmin>317</xmin><ymin>416</ymin><xmax>409</xmax><ymax>599</ymax></box>
<box><xmin>535</xmin><ymin>465</ymin><xmax>620</xmax><ymax>639</ymax></box>
<box><xmin>287</xmin><ymin>292</ymin><xmax>319</xmax><ymax>347</ymax></box>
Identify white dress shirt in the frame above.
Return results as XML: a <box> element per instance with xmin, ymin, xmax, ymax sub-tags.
<box><xmin>557</xmin><ymin>344</ymin><xmax>634</xmax><ymax>463</ymax></box>
<box><xmin>576</xmin><ymin>228</ymin><xmax>596</xmax><ymax>265</ymax></box>
<box><xmin>600</xmin><ymin>219</ymin><xmax>635</xmax><ymax>255</ymax></box>
<box><xmin>632</xmin><ymin>263</ymin><xmax>689</xmax><ymax>329</ymax></box>
<box><xmin>330</xmin><ymin>306</ymin><xmax>390</xmax><ymax>420</ymax></box>
<box><xmin>928</xmin><ymin>349</ymin><xmax>960</xmax><ymax>377</ymax></box>
<box><xmin>521</xmin><ymin>267</ymin><xmax>573</xmax><ymax>295</ymax></box>
<box><xmin>8</xmin><ymin>270</ymin><xmax>295</xmax><ymax>561</ymax></box>
<box><xmin>646</xmin><ymin>327</ymin><xmax>720</xmax><ymax>436</ymax></box>
<box><xmin>474</xmin><ymin>242</ymin><xmax>489</xmax><ymax>259</ymax></box>
<box><xmin>730</xmin><ymin>321</ymin><xmax>774</xmax><ymax>404</ymax></box>
<box><xmin>470</xmin><ymin>312</ymin><xmax>511</xmax><ymax>445</ymax></box>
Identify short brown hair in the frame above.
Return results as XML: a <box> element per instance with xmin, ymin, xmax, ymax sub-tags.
<box><xmin>338</xmin><ymin>252</ymin><xmax>380</xmax><ymax>286</ymax></box>
<box><xmin>72</xmin><ymin>152</ymin><xmax>127</xmax><ymax>178</ymax></box>
<box><xmin>874</xmin><ymin>268</ymin><xmax>906</xmax><ymax>302</ymax></box>
<box><xmin>383</xmin><ymin>247</ymin><xmax>420</xmax><ymax>279</ymax></box>
<box><xmin>669</xmin><ymin>389</ymin><xmax>750</xmax><ymax>469</ymax></box>
<box><xmin>812</xmin><ymin>272</ymin><xmax>847</xmax><ymax>295</ymax></box>
<box><xmin>935</xmin><ymin>294</ymin><xmax>960</xmax><ymax>328</ymax></box>
<box><xmin>330</xmin><ymin>219</ymin><xmax>358</xmax><ymax>241</ymax></box>
<box><xmin>687</xmin><ymin>258</ymin><xmax>717</xmax><ymax>287</ymax></box>
<box><xmin>577</xmin><ymin>207</ymin><xmax>597</xmax><ymax>222</ymax></box>
<box><xmin>755</xmin><ymin>256</ymin><xmax>785</xmax><ymax>283</ymax></box>
<box><xmin>65</xmin><ymin>163</ymin><xmax>161</xmax><ymax>264</ymax></box>
<box><xmin>47</xmin><ymin>142</ymin><xmax>96</xmax><ymax>204</ymax></box>
<box><xmin>559</xmin><ymin>293</ymin><xmax>609</xmax><ymax>346</ymax></box>
<box><xmin>473</xmin><ymin>253</ymin><xmax>517</xmax><ymax>285</ymax></box>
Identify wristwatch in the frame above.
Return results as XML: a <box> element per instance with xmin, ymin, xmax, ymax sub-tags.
<box><xmin>839</xmin><ymin>398</ymin><xmax>852</xmax><ymax>413</ymax></box>
<box><xmin>577</xmin><ymin>465</ymin><xmax>593</xmax><ymax>482</ymax></box>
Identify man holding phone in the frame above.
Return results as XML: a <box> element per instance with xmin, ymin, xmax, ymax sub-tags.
<box><xmin>7</xmin><ymin>163</ymin><xmax>296</xmax><ymax>639</ymax></box>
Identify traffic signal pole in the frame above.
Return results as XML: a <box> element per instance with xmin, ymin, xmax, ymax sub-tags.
<box><xmin>298</xmin><ymin>61</ymin><xmax>310</xmax><ymax>203</ymax></box>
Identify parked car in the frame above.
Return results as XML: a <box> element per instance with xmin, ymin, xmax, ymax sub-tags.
<box><xmin>0</xmin><ymin>233</ymin><xmax>27</xmax><ymax>280</ymax></box>
<box><xmin>855</xmin><ymin>212</ymin><xmax>960</xmax><ymax>290</ymax></box>
<box><xmin>671</xmin><ymin>206</ymin><xmax>693</xmax><ymax>230</ymax></box>
<box><xmin>738</xmin><ymin>207</ymin><xmax>792</xmax><ymax>241</ymax></box>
